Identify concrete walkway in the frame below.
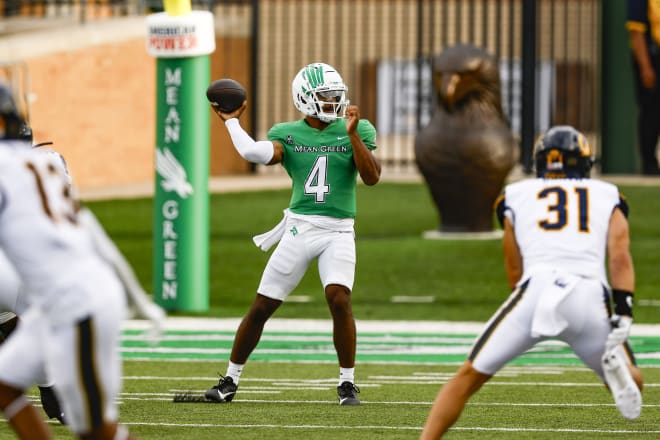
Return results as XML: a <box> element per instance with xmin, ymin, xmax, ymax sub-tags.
<box><xmin>79</xmin><ymin>166</ymin><xmax>660</xmax><ymax>201</ymax></box>
<box><xmin>122</xmin><ymin>316</ymin><xmax>660</xmax><ymax>337</ymax></box>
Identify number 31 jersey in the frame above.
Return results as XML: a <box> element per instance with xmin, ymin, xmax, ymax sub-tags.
<box><xmin>268</xmin><ymin>118</ymin><xmax>377</xmax><ymax>219</ymax></box>
<box><xmin>495</xmin><ymin>178</ymin><xmax>628</xmax><ymax>286</ymax></box>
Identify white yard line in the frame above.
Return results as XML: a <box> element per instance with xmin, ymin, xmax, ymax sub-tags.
<box><xmin>38</xmin><ymin>419</ymin><xmax>656</xmax><ymax>435</ymax></box>
<box><xmin>122</xmin><ymin>317</ymin><xmax>660</xmax><ymax>337</ymax></box>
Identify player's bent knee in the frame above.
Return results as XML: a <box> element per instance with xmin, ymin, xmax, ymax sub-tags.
<box><xmin>247</xmin><ymin>295</ymin><xmax>281</xmax><ymax>322</ymax></box>
<box><xmin>458</xmin><ymin>362</ymin><xmax>492</xmax><ymax>393</ymax></box>
<box><xmin>325</xmin><ymin>284</ymin><xmax>351</xmax><ymax>306</ymax></box>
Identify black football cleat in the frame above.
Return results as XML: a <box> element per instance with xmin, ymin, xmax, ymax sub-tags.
<box><xmin>337</xmin><ymin>381</ymin><xmax>360</xmax><ymax>406</ymax></box>
<box><xmin>204</xmin><ymin>375</ymin><xmax>238</xmax><ymax>403</ymax></box>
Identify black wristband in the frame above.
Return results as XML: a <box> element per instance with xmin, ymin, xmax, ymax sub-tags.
<box><xmin>612</xmin><ymin>289</ymin><xmax>634</xmax><ymax>317</ymax></box>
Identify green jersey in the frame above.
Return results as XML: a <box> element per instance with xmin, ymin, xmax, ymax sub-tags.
<box><xmin>267</xmin><ymin>118</ymin><xmax>377</xmax><ymax>219</ymax></box>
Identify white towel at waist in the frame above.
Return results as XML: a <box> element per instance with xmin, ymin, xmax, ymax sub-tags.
<box><xmin>252</xmin><ymin>209</ymin><xmax>355</xmax><ymax>252</ymax></box>
<box><xmin>530</xmin><ymin>272</ymin><xmax>581</xmax><ymax>338</ymax></box>
<box><xmin>253</xmin><ymin>209</ymin><xmax>289</xmax><ymax>252</ymax></box>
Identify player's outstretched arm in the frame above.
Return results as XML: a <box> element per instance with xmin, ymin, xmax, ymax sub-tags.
<box><xmin>213</xmin><ymin>101</ymin><xmax>284</xmax><ymax>165</ymax></box>
<box><xmin>79</xmin><ymin>209</ymin><xmax>166</xmax><ymax>338</ymax></box>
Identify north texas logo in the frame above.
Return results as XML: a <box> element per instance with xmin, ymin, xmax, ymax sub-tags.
<box><xmin>156</xmin><ymin>147</ymin><xmax>193</xmax><ymax>198</ymax></box>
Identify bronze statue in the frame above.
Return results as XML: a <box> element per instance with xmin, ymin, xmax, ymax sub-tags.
<box><xmin>415</xmin><ymin>44</ymin><xmax>517</xmax><ymax>233</ymax></box>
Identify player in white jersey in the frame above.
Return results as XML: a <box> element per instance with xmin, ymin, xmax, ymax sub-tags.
<box><xmin>421</xmin><ymin>126</ymin><xmax>643</xmax><ymax>439</ymax></box>
<box><xmin>0</xmin><ymin>122</ymin><xmax>164</xmax><ymax>427</ymax></box>
<box><xmin>0</xmin><ymin>134</ymin><xmax>77</xmax><ymax>425</ymax></box>
<box><xmin>0</xmin><ymin>84</ymin><xmax>136</xmax><ymax>439</ymax></box>
<box><xmin>0</xmin><ymin>123</ymin><xmax>32</xmax><ymax>337</ymax></box>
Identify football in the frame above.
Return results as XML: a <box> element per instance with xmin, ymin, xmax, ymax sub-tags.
<box><xmin>206</xmin><ymin>78</ymin><xmax>247</xmax><ymax>113</ymax></box>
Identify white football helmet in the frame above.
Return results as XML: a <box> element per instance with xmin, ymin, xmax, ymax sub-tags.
<box><xmin>292</xmin><ymin>63</ymin><xmax>349</xmax><ymax>123</ymax></box>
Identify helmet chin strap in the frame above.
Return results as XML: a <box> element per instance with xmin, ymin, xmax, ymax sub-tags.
<box><xmin>315</xmin><ymin>105</ymin><xmax>339</xmax><ymax>123</ymax></box>
<box><xmin>317</xmin><ymin>114</ymin><xmax>337</xmax><ymax>123</ymax></box>
<box><xmin>33</xmin><ymin>141</ymin><xmax>54</xmax><ymax>148</ymax></box>
<box><xmin>315</xmin><ymin>100</ymin><xmax>348</xmax><ymax>123</ymax></box>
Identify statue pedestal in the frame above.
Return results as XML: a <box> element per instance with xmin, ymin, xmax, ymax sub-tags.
<box><xmin>422</xmin><ymin>230</ymin><xmax>504</xmax><ymax>240</ymax></box>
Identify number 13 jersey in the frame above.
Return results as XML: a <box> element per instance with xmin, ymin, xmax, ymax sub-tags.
<box><xmin>0</xmin><ymin>142</ymin><xmax>111</xmax><ymax>321</ymax></box>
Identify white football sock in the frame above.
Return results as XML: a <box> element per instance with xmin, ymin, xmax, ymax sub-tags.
<box><xmin>339</xmin><ymin>367</ymin><xmax>355</xmax><ymax>385</ymax></box>
<box><xmin>226</xmin><ymin>361</ymin><xmax>244</xmax><ymax>385</ymax></box>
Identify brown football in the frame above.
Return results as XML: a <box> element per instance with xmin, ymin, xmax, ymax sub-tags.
<box><xmin>206</xmin><ymin>78</ymin><xmax>247</xmax><ymax>112</ymax></box>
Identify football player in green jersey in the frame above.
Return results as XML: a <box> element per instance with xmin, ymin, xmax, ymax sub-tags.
<box><xmin>205</xmin><ymin>63</ymin><xmax>381</xmax><ymax>406</ymax></box>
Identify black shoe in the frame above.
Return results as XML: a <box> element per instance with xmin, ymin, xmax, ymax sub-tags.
<box><xmin>337</xmin><ymin>381</ymin><xmax>360</xmax><ymax>406</ymax></box>
<box><xmin>204</xmin><ymin>375</ymin><xmax>238</xmax><ymax>403</ymax></box>
<box><xmin>38</xmin><ymin>386</ymin><xmax>66</xmax><ymax>425</ymax></box>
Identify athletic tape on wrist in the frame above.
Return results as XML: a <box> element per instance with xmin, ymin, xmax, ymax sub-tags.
<box><xmin>4</xmin><ymin>394</ymin><xmax>29</xmax><ymax>420</ymax></box>
<box><xmin>612</xmin><ymin>289</ymin><xmax>634</xmax><ymax>317</ymax></box>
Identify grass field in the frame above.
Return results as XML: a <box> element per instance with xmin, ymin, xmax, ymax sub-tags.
<box><xmin>27</xmin><ymin>328</ymin><xmax>660</xmax><ymax>439</ymax></box>
<box><xmin>88</xmin><ymin>182</ymin><xmax>660</xmax><ymax>322</ymax></box>
<box><xmin>8</xmin><ymin>181</ymin><xmax>657</xmax><ymax>439</ymax></box>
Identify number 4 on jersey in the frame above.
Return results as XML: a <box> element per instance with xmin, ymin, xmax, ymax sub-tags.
<box><xmin>304</xmin><ymin>155</ymin><xmax>330</xmax><ymax>202</ymax></box>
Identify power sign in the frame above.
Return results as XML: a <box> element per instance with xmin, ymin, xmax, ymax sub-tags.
<box><xmin>147</xmin><ymin>6</ymin><xmax>214</xmax><ymax>311</ymax></box>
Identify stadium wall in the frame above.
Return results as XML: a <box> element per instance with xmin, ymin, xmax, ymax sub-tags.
<box><xmin>0</xmin><ymin>16</ymin><xmax>251</xmax><ymax>192</ymax></box>
<box><xmin>0</xmin><ymin>0</ymin><xmax>603</xmax><ymax>191</ymax></box>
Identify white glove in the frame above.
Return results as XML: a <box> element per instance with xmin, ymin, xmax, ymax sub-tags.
<box><xmin>138</xmin><ymin>301</ymin><xmax>166</xmax><ymax>346</ymax></box>
<box><xmin>605</xmin><ymin>315</ymin><xmax>633</xmax><ymax>352</ymax></box>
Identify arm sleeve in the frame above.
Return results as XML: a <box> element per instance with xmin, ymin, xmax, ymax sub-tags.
<box><xmin>626</xmin><ymin>0</ymin><xmax>648</xmax><ymax>32</ymax></box>
<box><xmin>78</xmin><ymin>208</ymin><xmax>166</xmax><ymax>322</ymax></box>
<box><xmin>616</xmin><ymin>193</ymin><xmax>630</xmax><ymax>218</ymax></box>
<box><xmin>357</xmin><ymin>119</ymin><xmax>378</xmax><ymax>150</ymax></box>
<box><xmin>494</xmin><ymin>192</ymin><xmax>508</xmax><ymax>228</ymax></box>
<box><xmin>225</xmin><ymin>118</ymin><xmax>274</xmax><ymax>164</ymax></box>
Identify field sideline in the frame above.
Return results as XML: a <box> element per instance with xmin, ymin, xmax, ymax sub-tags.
<box><xmin>78</xmin><ymin>169</ymin><xmax>660</xmax><ymax>202</ymax></box>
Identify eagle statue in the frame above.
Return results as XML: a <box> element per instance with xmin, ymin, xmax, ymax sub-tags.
<box><xmin>415</xmin><ymin>44</ymin><xmax>517</xmax><ymax>233</ymax></box>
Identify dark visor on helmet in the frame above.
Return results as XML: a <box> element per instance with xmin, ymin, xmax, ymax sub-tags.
<box><xmin>317</xmin><ymin>90</ymin><xmax>343</xmax><ymax>99</ymax></box>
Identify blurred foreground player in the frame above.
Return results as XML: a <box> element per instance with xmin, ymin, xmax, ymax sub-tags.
<box><xmin>0</xmin><ymin>82</ymin><xmax>136</xmax><ymax>439</ymax></box>
<box><xmin>0</xmin><ymin>115</ymin><xmax>164</xmax><ymax>430</ymax></box>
